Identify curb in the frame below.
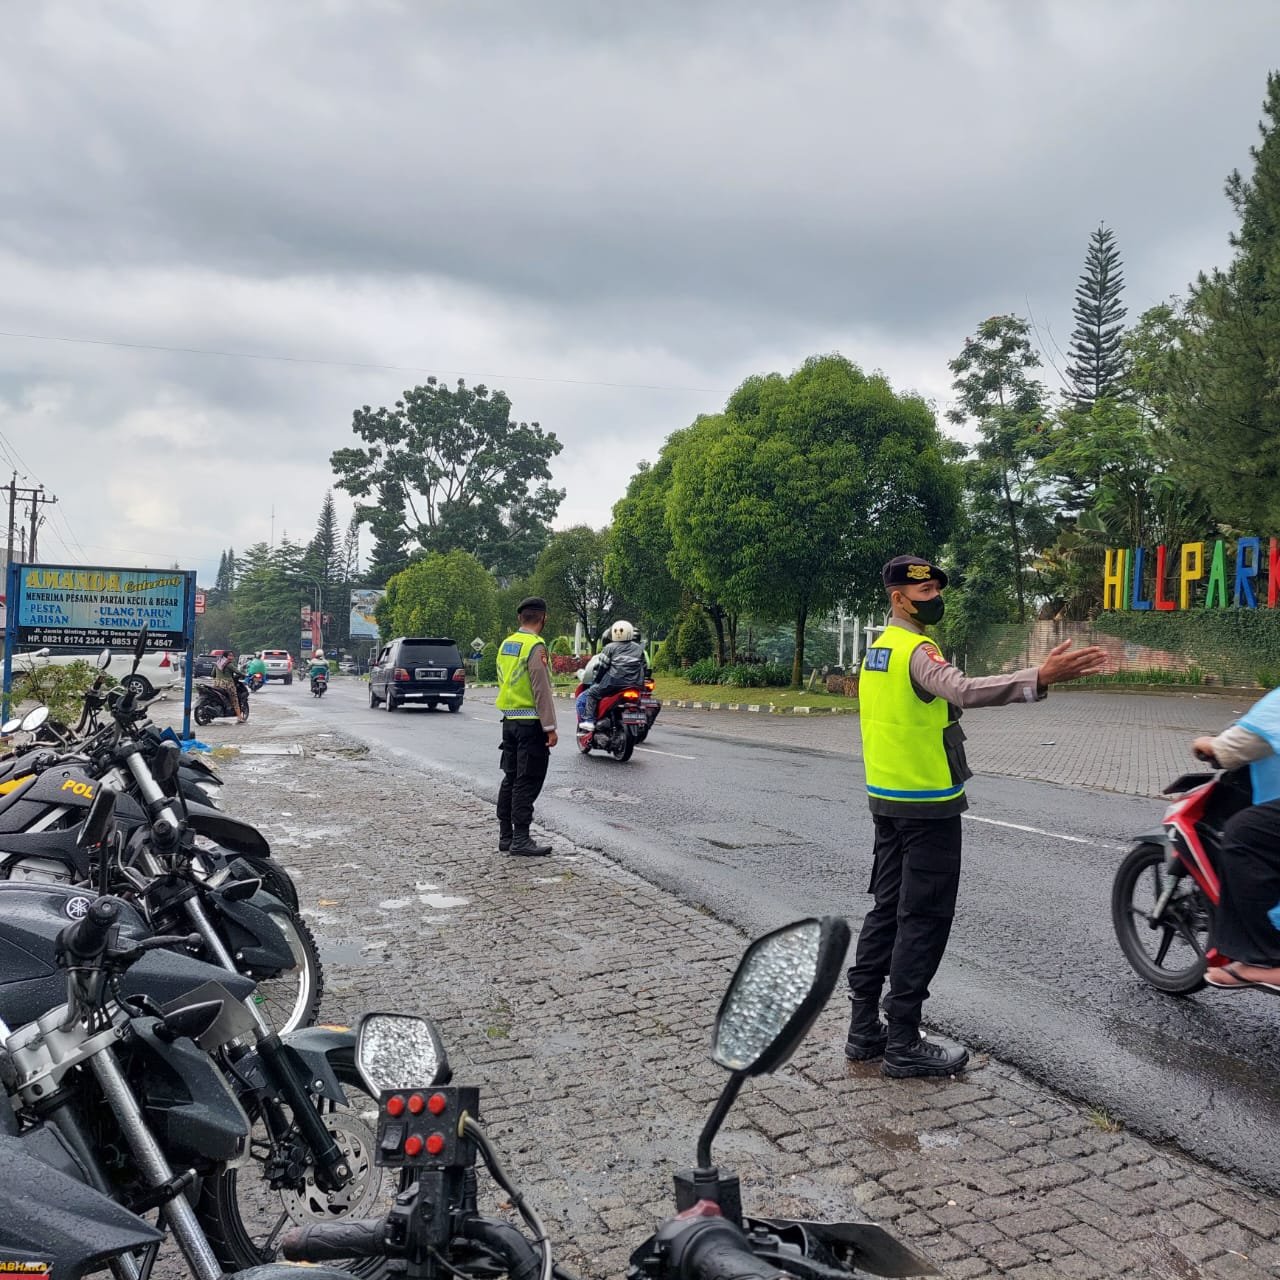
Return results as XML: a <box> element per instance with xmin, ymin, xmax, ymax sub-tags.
<box><xmin>551</xmin><ymin>689</ymin><xmax>855</xmax><ymax>716</ymax></box>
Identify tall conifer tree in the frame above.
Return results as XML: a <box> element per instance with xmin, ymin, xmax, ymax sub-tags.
<box><xmin>1066</xmin><ymin>224</ymin><xmax>1127</xmax><ymax>409</ymax></box>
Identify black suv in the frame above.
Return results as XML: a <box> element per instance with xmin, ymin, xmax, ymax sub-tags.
<box><xmin>369</xmin><ymin>637</ymin><xmax>467</xmax><ymax>713</ymax></box>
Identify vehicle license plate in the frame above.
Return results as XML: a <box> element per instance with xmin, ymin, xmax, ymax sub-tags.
<box><xmin>416</xmin><ymin>668</ymin><xmax>446</xmax><ymax>680</ymax></box>
<box><xmin>621</xmin><ymin>711</ymin><xmax>648</xmax><ymax>725</ymax></box>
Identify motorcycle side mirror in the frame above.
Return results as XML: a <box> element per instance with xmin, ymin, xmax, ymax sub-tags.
<box><xmin>132</xmin><ymin>624</ymin><xmax>150</xmax><ymax>673</ymax></box>
<box><xmin>679</xmin><ymin>916</ymin><xmax>850</xmax><ymax>1219</ymax></box>
<box><xmin>77</xmin><ymin>784</ymin><xmax>119</xmax><ymax>849</ymax></box>
<box><xmin>1</xmin><ymin>717</ymin><xmax>21</xmax><ymax>734</ymax></box>
<box><xmin>19</xmin><ymin>706</ymin><xmax>50</xmax><ymax>734</ymax></box>
<box><xmin>152</xmin><ymin>739</ymin><xmax>182</xmax><ymax>784</ymax></box>
<box><xmin>354</xmin><ymin>1012</ymin><xmax>451</xmax><ymax>1096</ymax></box>
<box><xmin>31</xmin><ymin>647</ymin><xmax>51</xmax><ymax>659</ymax></box>
<box><xmin>97</xmin><ymin>648</ymin><xmax>112</xmax><ymax>671</ymax></box>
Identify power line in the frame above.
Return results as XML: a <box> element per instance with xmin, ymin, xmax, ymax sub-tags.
<box><xmin>0</xmin><ymin>327</ymin><xmax>730</xmax><ymax>396</ymax></box>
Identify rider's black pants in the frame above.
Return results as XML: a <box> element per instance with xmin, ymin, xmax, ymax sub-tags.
<box><xmin>497</xmin><ymin>719</ymin><xmax>550</xmax><ymax>835</ymax></box>
<box><xmin>1213</xmin><ymin>798</ymin><xmax>1280</xmax><ymax>966</ymax></box>
<box><xmin>846</xmin><ymin>814</ymin><xmax>962</xmax><ymax>1028</ymax></box>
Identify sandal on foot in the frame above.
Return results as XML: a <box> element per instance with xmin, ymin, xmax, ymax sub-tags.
<box><xmin>1206</xmin><ymin>962</ymin><xmax>1280</xmax><ymax>994</ymax></box>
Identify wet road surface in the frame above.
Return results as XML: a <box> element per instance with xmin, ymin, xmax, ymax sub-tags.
<box><xmin>280</xmin><ymin>678</ymin><xmax>1280</xmax><ymax>1191</ymax></box>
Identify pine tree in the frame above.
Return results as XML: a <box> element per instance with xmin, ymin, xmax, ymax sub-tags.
<box><xmin>342</xmin><ymin>511</ymin><xmax>361</xmax><ymax>582</ymax></box>
<box><xmin>1066</xmin><ymin>224</ymin><xmax>1127</xmax><ymax>409</ymax></box>
<box><xmin>211</xmin><ymin>547</ymin><xmax>237</xmax><ymax>605</ymax></box>
<box><xmin>365</xmin><ymin>481</ymin><xmax>411</xmax><ymax>585</ymax></box>
<box><xmin>1169</xmin><ymin>73</ymin><xmax>1280</xmax><ymax>529</ymax></box>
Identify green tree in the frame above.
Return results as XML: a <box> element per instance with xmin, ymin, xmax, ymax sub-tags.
<box><xmin>1165</xmin><ymin>73</ymin><xmax>1280</xmax><ymax>530</ymax></box>
<box><xmin>364</xmin><ymin>481</ymin><xmax>411</xmax><ymax>586</ymax></box>
<box><xmin>606</xmin><ymin>456</ymin><xmax>684</xmax><ymax>638</ymax></box>
<box><xmin>379</xmin><ymin>550</ymin><xmax>499</xmax><ymax>647</ymax></box>
<box><xmin>1066</xmin><ymin>224</ymin><xmax>1128</xmax><ymax>409</ymax></box>
<box><xmin>230</xmin><ymin>541</ymin><xmax>305</xmax><ymax>655</ymax></box>
<box><xmin>671</xmin><ymin>356</ymin><xmax>960</xmax><ymax>687</ymax></box>
<box><xmin>531</xmin><ymin>525</ymin><xmax>618</xmax><ymax>648</ymax></box>
<box><xmin>210</xmin><ymin>548</ymin><xmax>236</xmax><ymax>607</ymax></box>
<box><xmin>331</xmin><ymin>378</ymin><xmax>565</xmax><ymax>579</ymax></box>
<box><xmin>947</xmin><ymin>315</ymin><xmax>1053</xmax><ymax>623</ymax></box>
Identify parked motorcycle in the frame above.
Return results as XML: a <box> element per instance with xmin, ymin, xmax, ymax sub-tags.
<box><xmin>311</xmin><ymin>669</ymin><xmax>329</xmax><ymax>698</ymax></box>
<box><xmin>574</xmin><ymin>681</ymin><xmax>649</xmax><ymax>762</ymax></box>
<box><xmin>1111</xmin><ymin>751</ymin><xmax>1253</xmax><ymax>994</ymax></box>
<box><xmin>278</xmin><ymin>915</ymin><xmax>934</xmax><ymax>1280</ymax></box>
<box><xmin>195</xmin><ymin>673</ymin><xmax>252</xmax><ymax>725</ymax></box>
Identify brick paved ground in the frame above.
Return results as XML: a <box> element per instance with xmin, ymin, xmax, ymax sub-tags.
<box><xmin>200</xmin><ymin>702</ymin><xmax>1280</xmax><ymax>1279</ymax></box>
<box><xmin>641</xmin><ymin>689</ymin><xmax>1259</xmax><ymax>799</ymax></box>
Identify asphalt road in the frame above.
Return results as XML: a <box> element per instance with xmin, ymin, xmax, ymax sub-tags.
<box><xmin>278</xmin><ymin>677</ymin><xmax>1280</xmax><ymax>1192</ymax></box>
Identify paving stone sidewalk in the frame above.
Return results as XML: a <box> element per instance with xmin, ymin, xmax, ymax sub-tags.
<box><xmin>206</xmin><ymin>703</ymin><xmax>1280</xmax><ymax>1279</ymax></box>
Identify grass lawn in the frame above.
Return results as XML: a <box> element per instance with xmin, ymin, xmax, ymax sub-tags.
<box><xmin>653</xmin><ymin>674</ymin><xmax>859</xmax><ymax>711</ymax></box>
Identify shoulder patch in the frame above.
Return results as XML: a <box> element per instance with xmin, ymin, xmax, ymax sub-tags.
<box><xmin>500</xmin><ymin>641</ymin><xmax>523</xmax><ymax>657</ymax></box>
<box><xmin>863</xmin><ymin>647</ymin><xmax>892</xmax><ymax>673</ymax></box>
<box><xmin>920</xmin><ymin>644</ymin><xmax>948</xmax><ymax>666</ymax></box>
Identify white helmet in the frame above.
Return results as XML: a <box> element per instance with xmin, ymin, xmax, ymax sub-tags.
<box><xmin>314</xmin><ymin>650</ymin><xmax>323</xmax><ymax>659</ymax></box>
<box><xmin>610</xmin><ymin>620</ymin><xmax>635</xmax><ymax>643</ymax></box>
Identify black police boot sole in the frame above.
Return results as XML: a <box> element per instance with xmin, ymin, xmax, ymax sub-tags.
<box><xmin>882</xmin><ymin>1045</ymin><xmax>970</xmax><ymax>1079</ymax></box>
<box><xmin>508</xmin><ymin>840</ymin><xmax>553</xmax><ymax>857</ymax></box>
<box><xmin>844</xmin><ymin>1030</ymin><xmax>888</xmax><ymax>1061</ymax></box>
<box><xmin>498</xmin><ymin>838</ymin><xmax>512</xmax><ymax>852</ymax></box>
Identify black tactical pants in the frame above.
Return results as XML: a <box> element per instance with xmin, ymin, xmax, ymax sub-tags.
<box><xmin>846</xmin><ymin>814</ymin><xmax>963</xmax><ymax>1028</ymax></box>
<box><xmin>1213</xmin><ymin>798</ymin><xmax>1280</xmax><ymax>966</ymax></box>
<box><xmin>497</xmin><ymin>719</ymin><xmax>550</xmax><ymax>834</ymax></box>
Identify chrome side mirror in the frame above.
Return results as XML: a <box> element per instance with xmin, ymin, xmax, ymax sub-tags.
<box><xmin>19</xmin><ymin>706</ymin><xmax>49</xmax><ymax>734</ymax></box>
<box><xmin>97</xmin><ymin>648</ymin><xmax>112</xmax><ymax>671</ymax></box>
<box><xmin>355</xmin><ymin>1012</ymin><xmax>451</xmax><ymax>1095</ymax></box>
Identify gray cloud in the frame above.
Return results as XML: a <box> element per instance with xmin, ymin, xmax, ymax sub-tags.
<box><xmin>0</xmin><ymin>0</ymin><xmax>1275</xmax><ymax>579</ymax></box>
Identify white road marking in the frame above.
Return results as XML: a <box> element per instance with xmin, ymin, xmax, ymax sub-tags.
<box><xmin>635</xmin><ymin>746</ymin><xmax>697</xmax><ymax>760</ymax></box>
<box><xmin>963</xmin><ymin>813</ymin><xmax>1124</xmax><ymax>849</ymax></box>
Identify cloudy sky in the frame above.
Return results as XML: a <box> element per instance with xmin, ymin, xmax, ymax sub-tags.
<box><xmin>0</xmin><ymin>1</ymin><xmax>1274</xmax><ymax>583</ymax></box>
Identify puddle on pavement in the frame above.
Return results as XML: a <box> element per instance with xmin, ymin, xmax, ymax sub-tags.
<box><xmin>866</xmin><ymin>1125</ymin><xmax>962</xmax><ymax>1153</ymax></box>
<box><xmin>551</xmin><ymin>785</ymin><xmax>640</xmax><ymax>806</ymax></box>
<box><xmin>320</xmin><ymin>938</ymin><xmax>379</xmax><ymax>967</ymax></box>
<box><xmin>240</xmin><ymin>744</ymin><xmax>304</xmax><ymax>756</ymax></box>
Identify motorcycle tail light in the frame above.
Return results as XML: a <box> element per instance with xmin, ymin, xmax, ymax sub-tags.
<box><xmin>622</xmin><ymin>689</ymin><xmax>640</xmax><ymax>700</ymax></box>
<box><xmin>453</xmin><ymin>670</ymin><xmax>465</xmax><ymax>683</ymax></box>
<box><xmin>644</xmin><ymin>679</ymin><xmax>655</xmax><ymax>691</ymax></box>
<box><xmin>394</xmin><ymin>668</ymin><xmax>410</xmax><ymax>681</ymax></box>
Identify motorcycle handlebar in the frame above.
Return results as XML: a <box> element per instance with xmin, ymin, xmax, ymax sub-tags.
<box><xmin>281</xmin><ymin>1219</ymin><xmax>387</xmax><ymax>1262</ymax></box>
<box><xmin>61</xmin><ymin>897</ymin><xmax>122</xmax><ymax>964</ymax></box>
<box><xmin>682</xmin><ymin>1236</ymin><xmax>791</xmax><ymax>1280</ymax></box>
<box><xmin>1194</xmin><ymin>747</ymin><xmax>1222</xmax><ymax>767</ymax></box>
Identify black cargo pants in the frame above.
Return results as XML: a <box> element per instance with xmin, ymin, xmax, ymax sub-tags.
<box><xmin>497</xmin><ymin>718</ymin><xmax>550</xmax><ymax>834</ymax></box>
<box><xmin>846</xmin><ymin>813</ymin><xmax>963</xmax><ymax>1028</ymax></box>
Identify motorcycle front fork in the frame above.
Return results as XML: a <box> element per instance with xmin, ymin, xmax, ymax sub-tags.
<box><xmin>1150</xmin><ymin>851</ymin><xmax>1188</xmax><ymax>922</ymax></box>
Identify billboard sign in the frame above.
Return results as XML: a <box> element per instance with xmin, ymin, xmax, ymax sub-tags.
<box><xmin>350</xmin><ymin>588</ymin><xmax>384</xmax><ymax>640</ymax></box>
<box><xmin>11</xmin><ymin>564</ymin><xmax>193</xmax><ymax>650</ymax></box>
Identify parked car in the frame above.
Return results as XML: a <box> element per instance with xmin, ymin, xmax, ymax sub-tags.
<box><xmin>258</xmin><ymin>649</ymin><xmax>294</xmax><ymax>684</ymax></box>
<box><xmin>368</xmin><ymin>636</ymin><xmax>466</xmax><ymax>712</ymax></box>
<box><xmin>12</xmin><ymin>647</ymin><xmax>181</xmax><ymax>701</ymax></box>
<box><xmin>188</xmin><ymin>652</ymin><xmax>222</xmax><ymax>678</ymax></box>
<box><xmin>338</xmin><ymin>655</ymin><xmax>358</xmax><ymax>674</ymax></box>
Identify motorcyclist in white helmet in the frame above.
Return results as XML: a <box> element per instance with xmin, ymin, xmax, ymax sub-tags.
<box><xmin>307</xmin><ymin>649</ymin><xmax>330</xmax><ymax>681</ymax></box>
<box><xmin>578</xmin><ymin>620</ymin><xmax>649</xmax><ymax>732</ymax></box>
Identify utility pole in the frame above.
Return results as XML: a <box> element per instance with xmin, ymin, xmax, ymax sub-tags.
<box><xmin>26</xmin><ymin>486</ymin><xmax>56</xmax><ymax>563</ymax></box>
<box><xmin>5</xmin><ymin>472</ymin><xmax>15</xmax><ymax>569</ymax></box>
<box><xmin>4</xmin><ymin>482</ymin><xmax>56</xmax><ymax>566</ymax></box>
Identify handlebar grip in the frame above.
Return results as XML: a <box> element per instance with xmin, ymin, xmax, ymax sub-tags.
<box><xmin>684</xmin><ymin>1239</ymin><xmax>791</xmax><ymax>1280</ymax></box>
<box><xmin>280</xmin><ymin>1219</ymin><xmax>387</xmax><ymax>1262</ymax></box>
<box><xmin>1194</xmin><ymin>748</ymin><xmax>1222</xmax><ymax>767</ymax></box>
<box><xmin>62</xmin><ymin>897</ymin><xmax>122</xmax><ymax>963</ymax></box>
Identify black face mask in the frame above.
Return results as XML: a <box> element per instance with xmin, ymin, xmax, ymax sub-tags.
<box><xmin>909</xmin><ymin>595</ymin><xmax>945</xmax><ymax>626</ymax></box>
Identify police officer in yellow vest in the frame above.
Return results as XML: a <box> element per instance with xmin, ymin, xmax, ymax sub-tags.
<box><xmin>847</xmin><ymin>556</ymin><xmax>1107</xmax><ymax>1077</ymax></box>
<box><xmin>495</xmin><ymin>596</ymin><xmax>559</xmax><ymax>856</ymax></box>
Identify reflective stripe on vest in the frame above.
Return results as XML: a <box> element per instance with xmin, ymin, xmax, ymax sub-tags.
<box><xmin>495</xmin><ymin>631</ymin><xmax>545</xmax><ymax>719</ymax></box>
<box><xmin>858</xmin><ymin>627</ymin><xmax>963</xmax><ymax>806</ymax></box>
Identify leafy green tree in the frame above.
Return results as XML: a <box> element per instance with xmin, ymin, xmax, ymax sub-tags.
<box><xmin>606</xmin><ymin>456</ymin><xmax>684</xmax><ymax>638</ymax></box>
<box><xmin>332</xmin><ymin>378</ymin><xmax>564</xmax><ymax>579</ymax></box>
<box><xmin>1066</xmin><ymin>224</ymin><xmax>1128</xmax><ymax>409</ymax></box>
<box><xmin>364</xmin><ymin>481</ymin><xmax>411</xmax><ymax>586</ymax></box>
<box><xmin>672</xmin><ymin>356</ymin><xmax>959</xmax><ymax>687</ymax></box>
<box><xmin>947</xmin><ymin>316</ymin><xmax>1053</xmax><ymax>623</ymax></box>
<box><xmin>1165</xmin><ymin>72</ymin><xmax>1280</xmax><ymax>530</ymax></box>
<box><xmin>230</xmin><ymin>541</ymin><xmax>305</xmax><ymax>655</ymax></box>
<box><xmin>379</xmin><ymin>550</ymin><xmax>498</xmax><ymax>647</ymax></box>
<box><xmin>531</xmin><ymin>525</ymin><xmax>618</xmax><ymax>648</ymax></box>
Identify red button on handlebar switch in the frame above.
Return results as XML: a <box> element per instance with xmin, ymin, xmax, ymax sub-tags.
<box><xmin>385</xmin><ymin>1095</ymin><xmax>405</xmax><ymax>1117</ymax></box>
<box><xmin>407</xmin><ymin>1093</ymin><xmax>425</xmax><ymax>1114</ymax></box>
<box><xmin>426</xmin><ymin>1133</ymin><xmax>445</xmax><ymax>1156</ymax></box>
<box><xmin>428</xmin><ymin>1093</ymin><xmax>447</xmax><ymax>1115</ymax></box>
<box><xmin>404</xmin><ymin>1134</ymin><xmax>424</xmax><ymax>1157</ymax></box>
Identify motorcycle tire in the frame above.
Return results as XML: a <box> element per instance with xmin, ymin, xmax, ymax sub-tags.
<box><xmin>609</xmin><ymin>728</ymin><xmax>635</xmax><ymax>763</ymax></box>
<box><xmin>1111</xmin><ymin>842</ymin><xmax>1209</xmax><ymax>995</ymax></box>
<box><xmin>240</xmin><ymin>856</ymin><xmax>300</xmax><ymax>913</ymax></box>
<box><xmin>194</xmin><ymin>702</ymin><xmax>217</xmax><ymax>727</ymax></box>
<box><xmin>251</xmin><ymin>905</ymin><xmax>324</xmax><ymax>1035</ymax></box>
<box><xmin>197</xmin><ymin>1058</ymin><xmax>411</xmax><ymax>1279</ymax></box>
<box><xmin>576</xmin><ymin>727</ymin><xmax>592</xmax><ymax>754</ymax></box>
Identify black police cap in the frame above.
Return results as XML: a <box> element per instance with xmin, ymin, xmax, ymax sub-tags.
<box><xmin>882</xmin><ymin>556</ymin><xmax>948</xmax><ymax>589</ymax></box>
<box><xmin>516</xmin><ymin>596</ymin><xmax>547</xmax><ymax>615</ymax></box>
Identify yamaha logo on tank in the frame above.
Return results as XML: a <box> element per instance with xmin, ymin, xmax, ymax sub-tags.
<box><xmin>64</xmin><ymin>896</ymin><xmax>92</xmax><ymax>921</ymax></box>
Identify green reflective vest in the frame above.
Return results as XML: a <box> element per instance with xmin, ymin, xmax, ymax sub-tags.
<box><xmin>859</xmin><ymin>626</ymin><xmax>964</xmax><ymax>813</ymax></box>
<box><xmin>495</xmin><ymin>631</ymin><xmax>545</xmax><ymax>719</ymax></box>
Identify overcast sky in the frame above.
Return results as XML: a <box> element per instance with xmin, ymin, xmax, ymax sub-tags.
<box><xmin>0</xmin><ymin>0</ymin><xmax>1274</xmax><ymax>583</ymax></box>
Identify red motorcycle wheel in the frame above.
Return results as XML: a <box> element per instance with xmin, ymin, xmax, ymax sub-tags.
<box><xmin>1111</xmin><ymin>842</ymin><xmax>1209</xmax><ymax>994</ymax></box>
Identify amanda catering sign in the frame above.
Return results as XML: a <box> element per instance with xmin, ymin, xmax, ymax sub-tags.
<box><xmin>10</xmin><ymin>564</ymin><xmax>194</xmax><ymax>649</ymax></box>
<box><xmin>1103</xmin><ymin>537</ymin><xmax>1280</xmax><ymax>611</ymax></box>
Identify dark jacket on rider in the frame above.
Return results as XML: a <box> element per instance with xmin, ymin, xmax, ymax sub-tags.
<box><xmin>591</xmin><ymin>640</ymin><xmax>648</xmax><ymax>691</ymax></box>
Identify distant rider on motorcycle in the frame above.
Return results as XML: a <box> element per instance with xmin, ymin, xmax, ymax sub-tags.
<box><xmin>308</xmin><ymin>650</ymin><xmax>330</xmax><ymax>685</ymax></box>
<box><xmin>244</xmin><ymin>652</ymin><xmax>268</xmax><ymax>690</ymax></box>
<box><xmin>1192</xmin><ymin>684</ymin><xmax>1280</xmax><ymax>992</ymax></box>
<box><xmin>578</xmin><ymin>621</ymin><xmax>649</xmax><ymax>732</ymax></box>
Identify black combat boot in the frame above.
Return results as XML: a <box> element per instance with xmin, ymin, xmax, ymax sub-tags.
<box><xmin>881</xmin><ymin>1023</ymin><xmax>969</xmax><ymax>1078</ymax></box>
<box><xmin>508</xmin><ymin>829</ymin><xmax>552</xmax><ymax>857</ymax></box>
<box><xmin>498</xmin><ymin>829</ymin><xmax>513</xmax><ymax>852</ymax></box>
<box><xmin>844</xmin><ymin>999</ymin><xmax>888</xmax><ymax>1061</ymax></box>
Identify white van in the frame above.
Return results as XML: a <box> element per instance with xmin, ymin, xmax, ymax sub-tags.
<box><xmin>9</xmin><ymin>647</ymin><xmax>183</xmax><ymax>700</ymax></box>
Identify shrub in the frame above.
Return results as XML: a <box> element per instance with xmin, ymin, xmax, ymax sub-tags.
<box><xmin>549</xmin><ymin>635</ymin><xmax>574</xmax><ymax>656</ymax></box>
<box><xmin>684</xmin><ymin>659</ymin><xmax>790</xmax><ymax>688</ymax></box>
<box><xmin>826</xmin><ymin>674</ymin><xmax>859</xmax><ymax>696</ymax></box>
<box><xmin>11</xmin><ymin>661</ymin><xmax>116</xmax><ymax>725</ymax></box>
<box><xmin>477</xmin><ymin>644</ymin><xmax>498</xmax><ymax>682</ymax></box>
<box><xmin>685</xmin><ymin>658</ymin><xmax>721</xmax><ymax>685</ymax></box>
<box><xmin>550</xmin><ymin>654</ymin><xmax>583</xmax><ymax>676</ymax></box>
<box><xmin>651</xmin><ymin>639</ymin><xmax>675</xmax><ymax>672</ymax></box>
<box><xmin>674</xmin><ymin>611</ymin><xmax>715</xmax><ymax>664</ymax></box>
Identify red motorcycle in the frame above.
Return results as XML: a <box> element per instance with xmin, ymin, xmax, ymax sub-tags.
<box><xmin>1111</xmin><ymin>754</ymin><xmax>1253</xmax><ymax>994</ymax></box>
<box><xmin>574</xmin><ymin>680</ymin><xmax>660</xmax><ymax>761</ymax></box>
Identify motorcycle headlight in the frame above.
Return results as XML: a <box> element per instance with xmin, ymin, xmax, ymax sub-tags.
<box><xmin>355</xmin><ymin>1012</ymin><xmax>450</xmax><ymax>1094</ymax></box>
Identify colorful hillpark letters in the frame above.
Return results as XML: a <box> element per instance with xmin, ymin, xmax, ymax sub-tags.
<box><xmin>1103</xmin><ymin>538</ymin><xmax>1280</xmax><ymax>611</ymax></box>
